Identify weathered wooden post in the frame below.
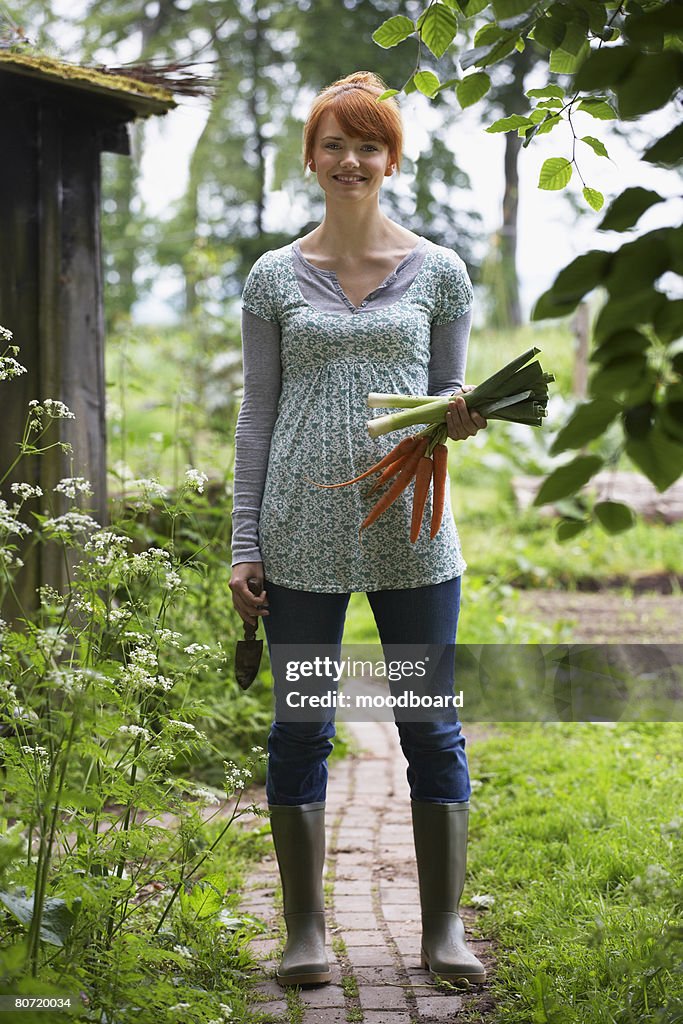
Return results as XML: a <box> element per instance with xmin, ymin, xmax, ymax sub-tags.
<box><xmin>0</xmin><ymin>54</ymin><xmax>175</xmax><ymax>619</ymax></box>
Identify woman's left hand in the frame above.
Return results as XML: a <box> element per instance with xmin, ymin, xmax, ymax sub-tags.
<box><xmin>445</xmin><ymin>384</ymin><xmax>488</xmax><ymax>441</ymax></box>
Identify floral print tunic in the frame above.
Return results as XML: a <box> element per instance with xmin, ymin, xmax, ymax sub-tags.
<box><xmin>239</xmin><ymin>238</ymin><xmax>473</xmax><ymax>593</ymax></box>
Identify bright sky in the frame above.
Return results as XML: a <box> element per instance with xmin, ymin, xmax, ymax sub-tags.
<box><xmin>135</xmin><ymin>89</ymin><xmax>680</xmax><ymax>324</ymax></box>
<box><xmin>48</xmin><ymin>0</ymin><xmax>681</xmax><ymax>325</ymax></box>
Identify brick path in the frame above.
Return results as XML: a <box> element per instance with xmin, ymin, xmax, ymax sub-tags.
<box><xmin>241</xmin><ymin>718</ymin><xmax>494</xmax><ymax>1023</ymax></box>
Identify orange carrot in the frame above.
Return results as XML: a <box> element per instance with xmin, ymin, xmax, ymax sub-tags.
<box><xmin>430</xmin><ymin>443</ymin><xmax>448</xmax><ymax>539</ymax></box>
<box><xmin>359</xmin><ymin>437</ymin><xmax>429</xmax><ymax>535</ymax></box>
<box><xmin>303</xmin><ymin>435</ymin><xmax>419</xmax><ymax>489</ymax></box>
<box><xmin>367</xmin><ymin>452</ymin><xmax>411</xmax><ymax>495</ymax></box>
<box><xmin>410</xmin><ymin>455</ymin><xmax>433</xmax><ymax>543</ymax></box>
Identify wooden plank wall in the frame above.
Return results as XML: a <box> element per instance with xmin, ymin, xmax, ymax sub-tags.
<box><xmin>0</xmin><ymin>85</ymin><xmax>107</xmax><ymax>621</ymax></box>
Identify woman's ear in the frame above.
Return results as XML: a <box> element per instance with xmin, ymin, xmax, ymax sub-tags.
<box><xmin>385</xmin><ymin>160</ymin><xmax>396</xmax><ymax>177</ymax></box>
<box><xmin>308</xmin><ymin>159</ymin><xmax>317</xmax><ymax>172</ymax></box>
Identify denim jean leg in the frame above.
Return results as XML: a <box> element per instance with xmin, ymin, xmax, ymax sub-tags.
<box><xmin>263</xmin><ymin>581</ymin><xmax>350</xmax><ymax>806</ymax></box>
<box><xmin>367</xmin><ymin>577</ymin><xmax>470</xmax><ymax>803</ymax></box>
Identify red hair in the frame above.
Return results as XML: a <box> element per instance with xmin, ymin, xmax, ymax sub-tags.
<box><xmin>303</xmin><ymin>71</ymin><xmax>403</xmax><ymax>173</ymax></box>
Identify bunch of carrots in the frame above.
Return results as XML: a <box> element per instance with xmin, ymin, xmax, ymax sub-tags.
<box><xmin>306</xmin><ymin>347</ymin><xmax>553</xmax><ymax>543</ymax></box>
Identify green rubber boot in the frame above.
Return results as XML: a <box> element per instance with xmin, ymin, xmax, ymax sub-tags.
<box><xmin>269</xmin><ymin>802</ymin><xmax>331</xmax><ymax>986</ymax></box>
<box><xmin>412</xmin><ymin>799</ymin><xmax>487</xmax><ymax>985</ymax></box>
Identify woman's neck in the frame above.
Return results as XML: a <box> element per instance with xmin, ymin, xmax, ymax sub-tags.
<box><xmin>309</xmin><ymin>203</ymin><xmax>407</xmax><ymax>259</ymax></box>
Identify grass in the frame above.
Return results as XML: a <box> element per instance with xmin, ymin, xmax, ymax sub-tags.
<box><xmin>463</xmin><ymin>722</ymin><xmax>683</xmax><ymax>1024</ymax></box>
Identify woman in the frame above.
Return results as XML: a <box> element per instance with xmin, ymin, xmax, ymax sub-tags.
<box><xmin>229</xmin><ymin>71</ymin><xmax>487</xmax><ymax>988</ymax></box>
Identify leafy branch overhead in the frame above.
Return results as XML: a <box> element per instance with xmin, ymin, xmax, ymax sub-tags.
<box><xmin>372</xmin><ymin>0</ymin><xmax>683</xmax><ymax>530</ymax></box>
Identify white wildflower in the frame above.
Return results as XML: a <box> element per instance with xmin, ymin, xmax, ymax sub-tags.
<box><xmin>187</xmin><ymin>786</ymin><xmax>221</xmax><ymax>807</ymax></box>
<box><xmin>184</xmin><ymin>643</ymin><xmax>211</xmax><ymax>656</ymax></box>
<box><xmin>10</xmin><ymin>482</ymin><xmax>43</xmax><ymax>501</ymax></box>
<box><xmin>171</xmin><ymin>942</ymin><xmax>192</xmax><ymax>958</ymax></box>
<box><xmin>28</xmin><ymin>399</ymin><xmax>75</xmax><ymax>420</ymax></box>
<box><xmin>185</xmin><ymin>468</ymin><xmax>208</xmax><ymax>494</ymax></box>
<box><xmin>168</xmin><ymin>719</ymin><xmax>198</xmax><ymax>733</ymax></box>
<box><xmin>219</xmin><ymin>1003</ymin><xmax>233</xmax><ymax>1020</ymax></box>
<box><xmin>250</xmin><ymin>746</ymin><xmax>264</xmax><ymax>754</ymax></box>
<box><xmin>118</xmin><ymin>724</ymin><xmax>151</xmax><ymax>741</ymax></box>
<box><xmin>156</xmin><ymin>675</ymin><xmax>174</xmax><ymax>692</ymax></box>
<box><xmin>0</xmin><ymin>325</ymin><xmax>13</xmax><ymax>341</ymax></box>
<box><xmin>42</xmin><ymin>511</ymin><xmax>99</xmax><ymax>536</ymax></box>
<box><xmin>0</xmin><ymin>500</ymin><xmax>32</xmax><ymax>537</ymax></box>
<box><xmin>0</xmin><ymin>356</ymin><xmax>27</xmax><ymax>381</ymax></box>
<box><xmin>54</xmin><ymin>477</ymin><xmax>94</xmax><ymax>499</ymax></box>
<box><xmin>133</xmin><ymin>478</ymin><xmax>168</xmax><ymax>500</ymax></box>
<box><xmin>155</xmin><ymin>629</ymin><xmax>182</xmax><ymax>648</ymax></box>
<box><xmin>164</xmin><ymin>569</ymin><xmax>183</xmax><ymax>591</ymax></box>
<box><xmin>168</xmin><ymin>1005</ymin><xmax>191</xmax><ymax>1013</ymax></box>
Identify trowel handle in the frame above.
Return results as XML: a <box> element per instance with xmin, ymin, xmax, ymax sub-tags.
<box><xmin>247</xmin><ymin>577</ymin><xmax>263</xmax><ymax>597</ymax></box>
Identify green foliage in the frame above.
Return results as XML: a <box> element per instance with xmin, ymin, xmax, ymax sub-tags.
<box><xmin>0</xmin><ymin>332</ymin><xmax>270</xmax><ymax>1018</ymax></box>
<box><xmin>371</xmin><ymin>0</ymin><xmax>683</xmax><ymax>507</ymax></box>
<box><xmin>468</xmin><ymin>722</ymin><xmax>683</xmax><ymax>1024</ymax></box>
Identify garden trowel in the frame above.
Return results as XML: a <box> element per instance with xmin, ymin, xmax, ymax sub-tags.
<box><xmin>234</xmin><ymin>577</ymin><xmax>264</xmax><ymax>690</ymax></box>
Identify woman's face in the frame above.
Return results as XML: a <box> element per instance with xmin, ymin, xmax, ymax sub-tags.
<box><xmin>309</xmin><ymin>110</ymin><xmax>394</xmax><ymax>203</ymax></box>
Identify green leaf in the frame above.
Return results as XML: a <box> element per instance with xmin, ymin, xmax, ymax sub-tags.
<box><xmin>456</xmin><ymin>71</ymin><xmax>491</xmax><ymax>108</ymax></box>
<box><xmin>594</xmin><ymin>288</ymin><xmax>665</xmax><ymax>342</ymax></box>
<box><xmin>533</xmin><ymin>454</ymin><xmax>604</xmax><ymax>506</ymax></box>
<box><xmin>581</xmin><ymin>135</ymin><xmax>609</xmax><ymax>158</ymax></box>
<box><xmin>475</xmin><ymin>23</ymin><xmax>505</xmax><ymax>46</ymax></box>
<box><xmin>377</xmin><ymin>89</ymin><xmax>400</xmax><ymax>101</ymax></box>
<box><xmin>583</xmin><ymin>187</ymin><xmax>604</xmax><ymax>211</ymax></box>
<box><xmin>556</xmin><ymin>518</ymin><xmax>589</xmax><ymax>542</ymax></box>
<box><xmin>486</xmin><ymin>113</ymin><xmax>532</xmax><ymax>133</ymax></box>
<box><xmin>655</xmin><ymin>300</ymin><xmax>683</xmax><ymax>346</ymax></box>
<box><xmin>603</xmin><ymin>230</ymin><xmax>671</xmax><ymax>296</ymax></box>
<box><xmin>594</xmin><ymin>501</ymin><xmax>636</xmax><ymax>534</ymax></box>
<box><xmin>531</xmin><ymin>14</ymin><xmax>567</xmax><ymax>50</ymax></box>
<box><xmin>535</xmin><ymin>98</ymin><xmax>564</xmax><ymax>109</ymax></box>
<box><xmin>597</xmin><ymin>187</ymin><xmax>665</xmax><ymax>232</ymax></box>
<box><xmin>372</xmin><ymin>15</ymin><xmax>415</xmax><ymax>48</ymax></box>
<box><xmin>550</xmin><ymin>399</ymin><xmax>621</xmax><ymax>455</ymax></box>
<box><xmin>534</xmin><ymin>113</ymin><xmax>563</xmax><ymax>137</ymax></box>
<box><xmin>575</xmin><ymin>46</ymin><xmax>637</xmax><ymax>91</ymax></box>
<box><xmin>493</xmin><ymin>0</ymin><xmax>533</xmax><ymax>17</ymax></box>
<box><xmin>527</xmin><ymin>85</ymin><xmax>565</xmax><ymax>99</ymax></box>
<box><xmin>460</xmin><ymin>33</ymin><xmax>518</xmax><ymax>69</ymax></box>
<box><xmin>551</xmin><ymin>249</ymin><xmax>612</xmax><ymax>303</ymax></box>
<box><xmin>643</xmin><ymin>123</ymin><xmax>683</xmax><ymax>167</ymax></box>
<box><xmin>589</xmin><ymin>354</ymin><xmax>649</xmax><ymax>398</ymax></box>
<box><xmin>419</xmin><ymin>3</ymin><xmax>458</xmax><ymax>58</ymax></box>
<box><xmin>616</xmin><ymin>51</ymin><xmax>683</xmax><ymax>119</ymax></box>
<box><xmin>414</xmin><ymin>70</ymin><xmax>441</xmax><ymax>98</ymax></box>
<box><xmin>591</xmin><ymin>329</ymin><xmax>651</xmax><ymax>365</ymax></box>
<box><xmin>531</xmin><ymin>289</ymin><xmax>582</xmax><ymax>321</ymax></box>
<box><xmin>668</xmin><ymin>338</ymin><xmax>683</xmax><ymax>376</ymax></box>
<box><xmin>623</xmin><ymin>401</ymin><xmax>655</xmax><ymax>440</ymax></box>
<box><xmin>549</xmin><ymin>23</ymin><xmax>590</xmax><ymax>73</ymax></box>
<box><xmin>458</xmin><ymin>0</ymin><xmax>490</xmax><ymax>15</ymax></box>
<box><xmin>538</xmin><ymin>156</ymin><xmax>572</xmax><ymax>190</ymax></box>
<box><xmin>626</xmin><ymin>426</ymin><xmax>683</xmax><ymax>492</ymax></box>
<box><xmin>0</xmin><ymin>890</ymin><xmax>79</xmax><ymax>947</ymax></box>
<box><xmin>577</xmin><ymin>98</ymin><xmax>617</xmax><ymax>120</ymax></box>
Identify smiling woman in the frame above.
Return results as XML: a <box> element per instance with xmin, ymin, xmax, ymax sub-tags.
<box><xmin>228</xmin><ymin>70</ymin><xmax>488</xmax><ymax>991</ymax></box>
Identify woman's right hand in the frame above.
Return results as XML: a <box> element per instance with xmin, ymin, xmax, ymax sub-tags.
<box><xmin>229</xmin><ymin>561</ymin><xmax>269</xmax><ymax>629</ymax></box>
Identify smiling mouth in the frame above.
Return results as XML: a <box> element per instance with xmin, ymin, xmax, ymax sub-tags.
<box><xmin>333</xmin><ymin>175</ymin><xmax>367</xmax><ymax>183</ymax></box>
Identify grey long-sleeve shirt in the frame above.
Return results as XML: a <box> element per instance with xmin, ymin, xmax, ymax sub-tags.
<box><xmin>231</xmin><ymin>237</ymin><xmax>473</xmax><ymax>567</ymax></box>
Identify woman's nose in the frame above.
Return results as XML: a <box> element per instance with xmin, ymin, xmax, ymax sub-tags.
<box><xmin>339</xmin><ymin>151</ymin><xmax>360</xmax><ymax>167</ymax></box>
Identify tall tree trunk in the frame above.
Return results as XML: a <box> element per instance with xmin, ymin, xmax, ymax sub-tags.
<box><xmin>248</xmin><ymin>5</ymin><xmax>266</xmax><ymax>236</ymax></box>
<box><xmin>501</xmin><ymin>130</ymin><xmax>522</xmax><ymax>327</ymax></box>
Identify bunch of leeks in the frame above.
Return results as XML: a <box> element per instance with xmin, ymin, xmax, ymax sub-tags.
<box><xmin>367</xmin><ymin>347</ymin><xmax>553</xmax><ymax>439</ymax></box>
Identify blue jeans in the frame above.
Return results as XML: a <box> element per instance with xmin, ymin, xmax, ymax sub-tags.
<box><xmin>263</xmin><ymin>576</ymin><xmax>471</xmax><ymax>806</ymax></box>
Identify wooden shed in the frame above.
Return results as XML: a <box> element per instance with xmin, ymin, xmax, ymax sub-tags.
<box><xmin>0</xmin><ymin>53</ymin><xmax>175</xmax><ymax>618</ymax></box>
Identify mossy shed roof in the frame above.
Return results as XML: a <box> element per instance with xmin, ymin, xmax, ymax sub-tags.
<box><xmin>0</xmin><ymin>52</ymin><xmax>176</xmax><ymax>118</ymax></box>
